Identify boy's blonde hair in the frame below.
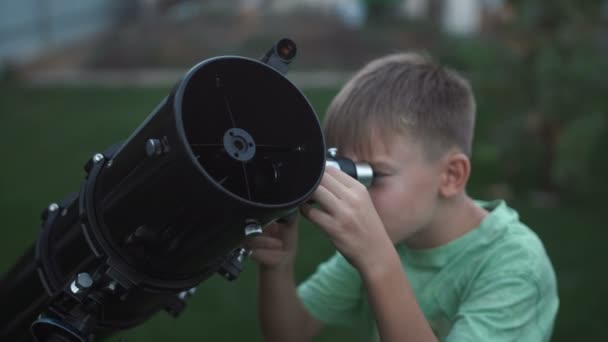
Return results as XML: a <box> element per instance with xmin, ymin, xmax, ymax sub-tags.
<box><xmin>323</xmin><ymin>52</ymin><xmax>476</xmax><ymax>160</ymax></box>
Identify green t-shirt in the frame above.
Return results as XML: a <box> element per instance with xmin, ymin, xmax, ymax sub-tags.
<box><xmin>297</xmin><ymin>200</ymin><xmax>559</xmax><ymax>341</ymax></box>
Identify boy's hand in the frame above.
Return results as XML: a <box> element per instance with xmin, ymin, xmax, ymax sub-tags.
<box><xmin>301</xmin><ymin>167</ymin><xmax>393</xmax><ymax>274</ymax></box>
<box><xmin>245</xmin><ymin>214</ymin><xmax>298</xmax><ymax>272</ymax></box>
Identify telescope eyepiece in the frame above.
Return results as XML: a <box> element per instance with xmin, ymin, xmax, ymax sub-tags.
<box><xmin>325</xmin><ymin>148</ymin><xmax>374</xmax><ymax>187</ymax></box>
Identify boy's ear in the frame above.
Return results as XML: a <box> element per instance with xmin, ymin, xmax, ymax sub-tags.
<box><xmin>438</xmin><ymin>152</ymin><xmax>470</xmax><ymax>198</ymax></box>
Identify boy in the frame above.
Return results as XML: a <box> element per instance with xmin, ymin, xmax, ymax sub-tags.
<box><xmin>247</xmin><ymin>52</ymin><xmax>558</xmax><ymax>341</ymax></box>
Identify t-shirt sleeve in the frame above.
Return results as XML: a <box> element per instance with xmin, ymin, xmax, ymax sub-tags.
<box><xmin>445</xmin><ymin>272</ymin><xmax>557</xmax><ymax>342</ymax></box>
<box><xmin>297</xmin><ymin>252</ymin><xmax>364</xmax><ymax>326</ymax></box>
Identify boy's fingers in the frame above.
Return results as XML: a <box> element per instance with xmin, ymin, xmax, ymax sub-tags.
<box><xmin>320</xmin><ymin>170</ymin><xmax>353</xmax><ymax>200</ymax></box>
<box><xmin>300</xmin><ymin>203</ymin><xmax>336</xmax><ymax>234</ymax></box>
<box><xmin>244</xmin><ymin>236</ymin><xmax>284</xmax><ymax>250</ymax></box>
<box><xmin>310</xmin><ymin>185</ymin><xmax>341</xmax><ymax>214</ymax></box>
<box><xmin>249</xmin><ymin>249</ymin><xmax>287</xmax><ymax>264</ymax></box>
<box><xmin>264</xmin><ymin>223</ymin><xmax>280</xmax><ymax>235</ymax></box>
<box><xmin>326</xmin><ymin>166</ymin><xmax>360</xmax><ymax>189</ymax></box>
<box><xmin>277</xmin><ymin>210</ymin><xmax>298</xmax><ymax>224</ymax></box>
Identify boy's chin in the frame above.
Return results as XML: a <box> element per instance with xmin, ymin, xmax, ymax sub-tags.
<box><xmin>388</xmin><ymin>229</ymin><xmax>419</xmax><ymax>246</ymax></box>
<box><xmin>397</xmin><ymin>227</ymin><xmax>433</xmax><ymax>249</ymax></box>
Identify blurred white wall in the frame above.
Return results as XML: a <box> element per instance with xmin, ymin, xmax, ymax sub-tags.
<box><xmin>0</xmin><ymin>0</ymin><xmax>125</xmax><ymax>62</ymax></box>
<box><xmin>400</xmin><ymin>0</ymin><xmax>428</xmax><ymax>19</ymax></box>
<box><xmin>267</xmin><ymin>0</ymin><xmax>367</xmax><ymax>28</ymax></box>
<box><xmin>442</xmin><ymin>0</ymin><xmax>482</xmax><ymax>35</ymax></box>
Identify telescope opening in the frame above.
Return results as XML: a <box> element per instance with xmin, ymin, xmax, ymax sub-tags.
<box><xmin>180</xmin><ymin>57</ymin><xmax>325</xmax><ymax>206</ymax></box>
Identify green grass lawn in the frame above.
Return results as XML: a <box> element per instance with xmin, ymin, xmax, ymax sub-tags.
<box><xmin>0</xmin><ymin>83</ymin><xmax>605</xmax><ymax>341</ymax></box>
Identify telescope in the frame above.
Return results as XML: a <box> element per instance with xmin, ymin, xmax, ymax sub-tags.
<box><xmin>0</xmin><ymin>39</ymin><xmax>373</xmax><ymax>342</ymax></box>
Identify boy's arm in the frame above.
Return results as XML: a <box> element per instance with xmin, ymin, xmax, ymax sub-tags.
<box><xmin>258</xmin><ymin>266</ymin><xmax>323</xmax><ymax>342</ymax></box>
<box><xmin>246</xmin><ymin>219</ymin><xmax>323</xmax><ymax>341</ymax></box>
<box><xmin>301</xmin><ymin>167</ymin><xmax>437</xmax><ymax>342</ymax></box>
<box><xmin>360</xmin><ymin>247</ymin><xmax>437</xmax><ymax>342</ymax></box>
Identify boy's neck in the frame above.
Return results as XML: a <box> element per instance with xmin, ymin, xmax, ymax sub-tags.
<box><xmin>405</xmin><ymin>194</ymin><xmax>488</xmax><ymax>250</ymax></box>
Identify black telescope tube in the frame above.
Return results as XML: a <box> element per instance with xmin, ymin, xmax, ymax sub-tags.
<box><xmin>89</xmin><ymin>56</ymin><xmax>326</xmax><ymax>288</ymax></box>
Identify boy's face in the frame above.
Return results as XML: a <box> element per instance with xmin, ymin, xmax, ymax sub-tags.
<box><xmin>342</xmin><ymin>131</ymin><xmax>444</xmax><ymax>244</ymax></box>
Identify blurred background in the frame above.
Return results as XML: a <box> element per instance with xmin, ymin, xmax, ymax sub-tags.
<box><xmin>1</xmin><ymin>0</ymin><xmax>607</xmax><ymax>341</ymax></box>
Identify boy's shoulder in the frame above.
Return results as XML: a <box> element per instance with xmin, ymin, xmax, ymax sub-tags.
<box><xmin>400</xmin><ymin>199</ymin><xmax>555</xmax><ymax>285</ymax></box>
<box><xmin>467</xmin><ymin>200</ymin><xmax>554</xmax><ymax>281</ymax></box>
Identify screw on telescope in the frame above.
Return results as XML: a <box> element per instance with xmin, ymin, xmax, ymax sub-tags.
<box><xmin>70</xmin><ymin>272</ymin><xmax>93</xmax><ymax>294</ymax></box>
<box><xmin>48</xmin><ymin>203</ymin><xmax>59</xmax><ymax>212</ymax></box>
<box><xmin>236</xmin><ymin>248</ymin><xmax>251</xmax><ymax>263</ymax></box>
<box><xmin>327</xmin><ymin>147</ymin><xmax>338</xmax><ymax>157</ymax></box>
<box><xmin>93</xmin><ymin>154</ymin><xmax>104</xmax><ymax>163</ymax></box>
<box><xmin>41</xmin><ymin>202</ymin><xmax>60</xmax><ymax>221</ymax></box>
<box><xmin>146</xmin><ymin>138</ymin><xmax>163</xmax><ymax>157</ymax></box>
<box><xmin>84</xmin><ymin>153</ymin><xmax>105</xmax><ymax>173</ymax></box>
<box><xmin>217</xmin><ymin>246</ymin><xmax>252</xmax><ymax>281</ymax></box>
<box><xmin>244</xmin><ymin>223</ymin><xmax>263</xmax><ymax>236</ymax></box>
<box><xmin>178</xmin><ymin>287</ymin><xmax>197</xmax><ymax>300</ymax></box>
<box><xmin>106</xmin><ymin>281</ymin><xmax>118</xmax><ymax>293</ymax></box>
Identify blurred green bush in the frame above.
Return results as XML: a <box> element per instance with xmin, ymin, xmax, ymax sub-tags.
<box><xmin>434</xmin><ymin>1</ymin><xmax>608</xmax><ymax>201</ymax></box>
